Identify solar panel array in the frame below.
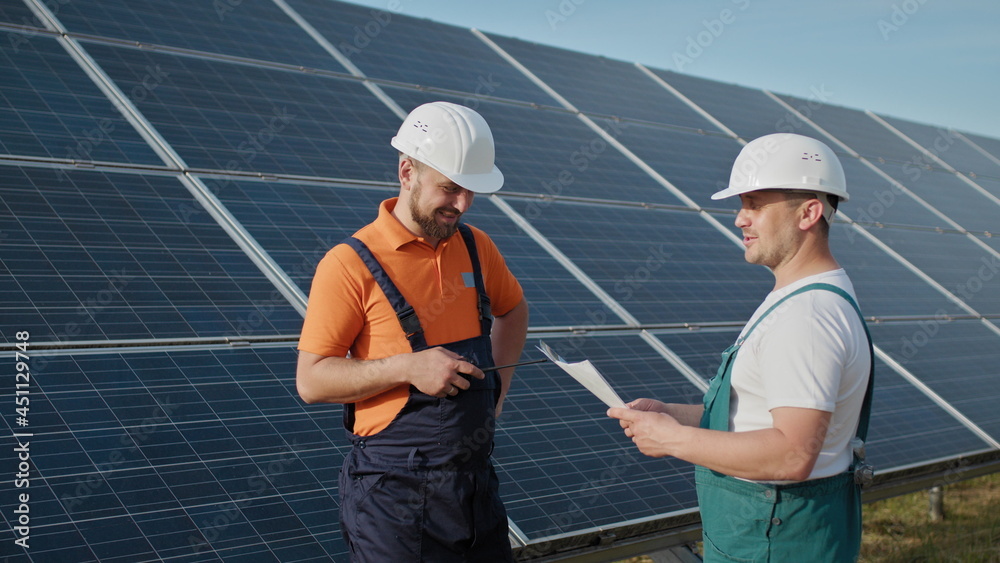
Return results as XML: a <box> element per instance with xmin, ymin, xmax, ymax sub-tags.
<box><xmin>1</xmin><ymin>0</ymin><xmax>998</xmax><ymax>560</ymax></box>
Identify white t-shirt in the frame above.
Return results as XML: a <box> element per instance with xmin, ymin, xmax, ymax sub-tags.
<box><xmin>730</xmin><ymin>269</ymin><xmax>871</xmax><ymax>481</ymax></box>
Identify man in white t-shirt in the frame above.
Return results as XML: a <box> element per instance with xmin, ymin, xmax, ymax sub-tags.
<box><xmin>609</xmin><ymin>133</ymin><xmax>873</xmax><ymax>562</ymax></box>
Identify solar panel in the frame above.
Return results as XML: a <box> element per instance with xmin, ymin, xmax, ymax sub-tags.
<box><xmin>502</xmin><ymin>198</ymin><xmax>774</xmax><ymax>325</ymax></box>
<box><xmin>0</xmin><ymin>165</ymin><xmax>301</xmax><ymax>343</ymax></box>
<box><xmin>284</xmin><ymin>0</ymin><xmax>555</xmax><ymax>106</ymax></box>
<box><xmin>53</xmin><ymin>0</ymin><xmax>344</xmax><ymax>72</ymax></box>
<box><xmin>649</xmin><ymin>68</ymin><xmax>787</xmax><ymax>142</ymax></box>
<box><xmin>483</xmin><ymin>32</ymin><xmax>722</xmax><ymax>132</ymax></box>
<box><xmin>589</xmin><ymin>116</ymin><xmax>741</xmax><ymax>210</ymax></box>
<box><xmin>0</xmin><ymin>346</ymin><xmax>348</xmax><ymax>561</ymax></box>
<box><xmin>82</xmin><ymin>40</ymin><xmax>402</xmax><ymax>180</ymax></box>
<box><xmin>0</xmin><ymin>31</ymin><xmax>162</xmax><ymax>165</ymax></box>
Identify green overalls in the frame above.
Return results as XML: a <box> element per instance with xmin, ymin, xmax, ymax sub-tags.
<box><xmin>696</xmin><ymin>283</ymin><xmax>874</xmax><ymax>563</ymax></box>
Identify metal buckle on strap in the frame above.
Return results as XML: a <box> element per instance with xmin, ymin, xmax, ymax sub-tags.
<box><xmin>398</xmin><ymin>306</ymin><xmax>423</xmax><ymax>339</ymax></box>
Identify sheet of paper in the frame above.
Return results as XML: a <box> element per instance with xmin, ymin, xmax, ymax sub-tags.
<box><xmin>536</xmin><ymin>340</ymin><xmax>626</xmax><ymax>409</ymax></box>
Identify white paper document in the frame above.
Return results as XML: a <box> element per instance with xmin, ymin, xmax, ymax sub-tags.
<box><xmin>536</xmin><ymin>340</ymin><xmax>626</xmax><ymax>409</ymax></box>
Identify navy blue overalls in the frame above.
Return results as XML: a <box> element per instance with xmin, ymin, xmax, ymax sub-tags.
<box><xmin>696</xmin><ymin>283</ymin><xmax>874</xmax><ymax>562</ymax></box>
<box><xmin>337</xmin><ymin>224</ymin><xmax>513</xmax><ymax>563</ymax></box>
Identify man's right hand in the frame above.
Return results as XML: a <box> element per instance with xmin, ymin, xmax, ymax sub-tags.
<box><xmin>404</xmin><ymin>347</ymin><xmax>485</xmax><ymax>398</ymax></box>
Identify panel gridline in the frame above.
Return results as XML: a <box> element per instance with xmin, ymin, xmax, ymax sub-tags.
<box><xmin>384</xmin><ymin>86</ymin><xmax>687</xmax><ymax>206</ymax></box>
<box><xmin>285</xmin><ymin>0</ymin><xmax>556</xmax><ymax>107</ymax></box>
<box><xmin>496</xmin><ymin>334</ymin><xmax>702</xmax><ymax>537</ymax></box>
<box><xmin>0</xmin><ymin>347</ymin><xmax>347</xmax><ymax>562</ymax></box>
<box><xmin>503</xmin><ymin>198</ymin><xmax>775</xmax><ymax>325</ymax></box>
<box><xmin>484</xmin><ymin>32</ymin><xmax>721</xmax><ymax>133</ymax></box>
<box><xmin>0</xmin><ymin>166</ymin><xmax>302</xmax><ymax>343</ymax></box>
<box><xmin>52</xmin><ymin>0</ymin><xmax>345</xmax><ymax>72</ymax></box>
<box><xmin>653</xmin><ymin>329</ymin><xmax>992</xmax><ymax>470</ymax></box>
<box><xmin>82</xmin><ymin>40</ymin><xmax>403</xmax><ymax>181</ymax></box>
<box><xmin>0</xmin><ymin>31</ymin><xmax>162</xmax><ymax>165</ymax></box>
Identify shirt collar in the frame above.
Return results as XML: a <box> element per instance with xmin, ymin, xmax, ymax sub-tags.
<box><xmin>375</xmin><ymin>197</ymin><xmax>458</xmax><ymax>251</ymax></box>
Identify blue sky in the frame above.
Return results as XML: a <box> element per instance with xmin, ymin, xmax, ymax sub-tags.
<box><xmin>343</xmin><ymin>0</ymin><xmax>1000</xmax><ymax>141</ymax></box>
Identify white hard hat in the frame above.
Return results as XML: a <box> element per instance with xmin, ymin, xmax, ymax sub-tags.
<box><xmin>391</xmin><ymin>101</ymin><xmax>504</xmax><ymax>194</ymax></box>
<box><xmin>712</xmin><ymin>133</ymin><xmax>848</xmax><ymax>203</ymax></box>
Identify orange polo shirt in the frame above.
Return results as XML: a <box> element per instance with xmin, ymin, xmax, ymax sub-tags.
<box><xmin>299</xmin><ymin>198</ymin><xmax>524</xmax><ymax>436</ymax></box>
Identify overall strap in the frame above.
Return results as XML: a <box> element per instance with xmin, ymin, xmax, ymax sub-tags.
<box><xmin>743</xmin><ymin>283</ymin><xmax>874</xmax><ymax>442</ymax></box>
<box><xmin>805</xmin><ymin>284</ymin><xmax>875</xmax><ymax>443</ymax></box>
<box><xmin>341</xmin><ymin>225</ymin><xmax>495</xmax><ymax>352</ymax></box>
<box><xmin>457</xmin><ymin>224</ymin><xmax>493</xmax><ymax>336</ymax></box>
<box><xmin>342</xmin><ymin>237</ymin><xmax>428</xmax><ymax>351</ymax></box>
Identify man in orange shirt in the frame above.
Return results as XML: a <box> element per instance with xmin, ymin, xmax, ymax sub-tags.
<box><xmin>297</xmin><ymin>101</ymin><xmax>529</xmax><ymax>562</ymax></box>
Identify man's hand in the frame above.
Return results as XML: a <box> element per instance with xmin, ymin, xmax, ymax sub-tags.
<box><xmin>607</xmin><ymin>406</ymin><xmax>685</xmax><ymax>458</ymax></box>
<box><xmin>403</xmin><ymin>347</ymin><xmax>485</xmax><ymax>398</ymax></box>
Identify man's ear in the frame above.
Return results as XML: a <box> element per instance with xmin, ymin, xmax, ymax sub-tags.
<box><xmin>798</xmin><ymin>198</ymin><xmax>825</xmax><ymax>231</ymax></box>
<box><xmin>399</xmin><ymin>158</ymin><xmax>416</xmax><ymax>191</ymax></box>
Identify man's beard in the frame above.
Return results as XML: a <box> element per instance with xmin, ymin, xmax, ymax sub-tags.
<box><xmin>409</xmin><ymin>188</ymin><xmax>460</xmax><ymax>240</ymax></box>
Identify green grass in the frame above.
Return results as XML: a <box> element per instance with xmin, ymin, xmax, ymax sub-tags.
<box><xmin>861</xmin><ymin>472</ymin><xmax>1000</xmax><ymax>562</ymax></box>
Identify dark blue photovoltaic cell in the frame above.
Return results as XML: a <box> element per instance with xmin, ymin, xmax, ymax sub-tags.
<box><xmin>0</xmin><ymin>31</ymin><xmax>162</xmax><ymax>165</ymax></box>
<box><xmin>773</xmin><ymin>94</ymin><xmax>920</xmax><ymax>165</ymax></box>
<box><xmin>593</xmin><ymin>117</ymin><xmax>740</xmax><ymax>210</ymax></box>
<box><xmin>0</xmin><ymin>347</ymin><xmax>348</xmax><ymax>562</ymax></box>
<box><xmin>212</xmin><ymin>178</ymin><xmax>619</xmax><ymax>328</ymax></box>
<box><xmin>484</xmin><ymin>32</ymin><xmax>721</xmax><ymax>133</ymax></box>
<box><xmin>53</xmin><ymin>0</ymin><xmax>343</xmax><ymax>71</ymax></box>
<box><xmin>384</xmin><ymin>86</ymin><xmax>686</xmax><ymax>206</ymax></box>
<box><xmin>868</xmin><ymin>161</ymin><xmax>999</xmax><ymax>234</ymax></box>
<box><xmin>503</xmin><ymin>199</ymin><xmax>774</xmax><ymax>325</ymax></box>
<box><xmin>828</xmin><ymin>223</ymin><xmax>958</xmax><ymax>318</ymax></box>
<box><xmin>0</xmin><ymin>166</ymin><xmax>301</xmax><ymax>343</ymax></box>
<box><xmin>880</xmin><ymin>114</ymin><xmax>1000</xmax><ymax>180</ymax></box>
<box><xmin>650</xmin><ymin>68</ymin><xmax>794</xmax><ymax>142</ymax></box>
<box><xmin>285</xmin><ymin>0</ymin><xmax>554</xmax><ymax>106</ymax></box>
<box><xmin>0</xmin><ymin>1</ymin><xmax>40</xmax><ymax>26</ymax></box>
<box><xmin>872</xmin><ymin>320</ymin><xmax>1000</xmax><ymax>442</ymax></box>
<box><xmin>82</xmin><ymin>41</ymin><xmax>402</xmax><ymax>181</ymax></box>
<box><xmin>496</xmin><ymin>334</ymin><xmax>701</xmax><ymax>537</ymax></box>
<box><xmin>653</xmin><ymin>329</ymin><xmax>992</xmax><ymax>470</ymax></box>
<box><xmin>835</xmin><ymin>157</ymin><xmax>948</xmax><ymax>231</ymax></box>
<box><xmin>859</xmin><ymin>226</ymin><xmax>1000</xmax><ymax>316</ymax></box>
